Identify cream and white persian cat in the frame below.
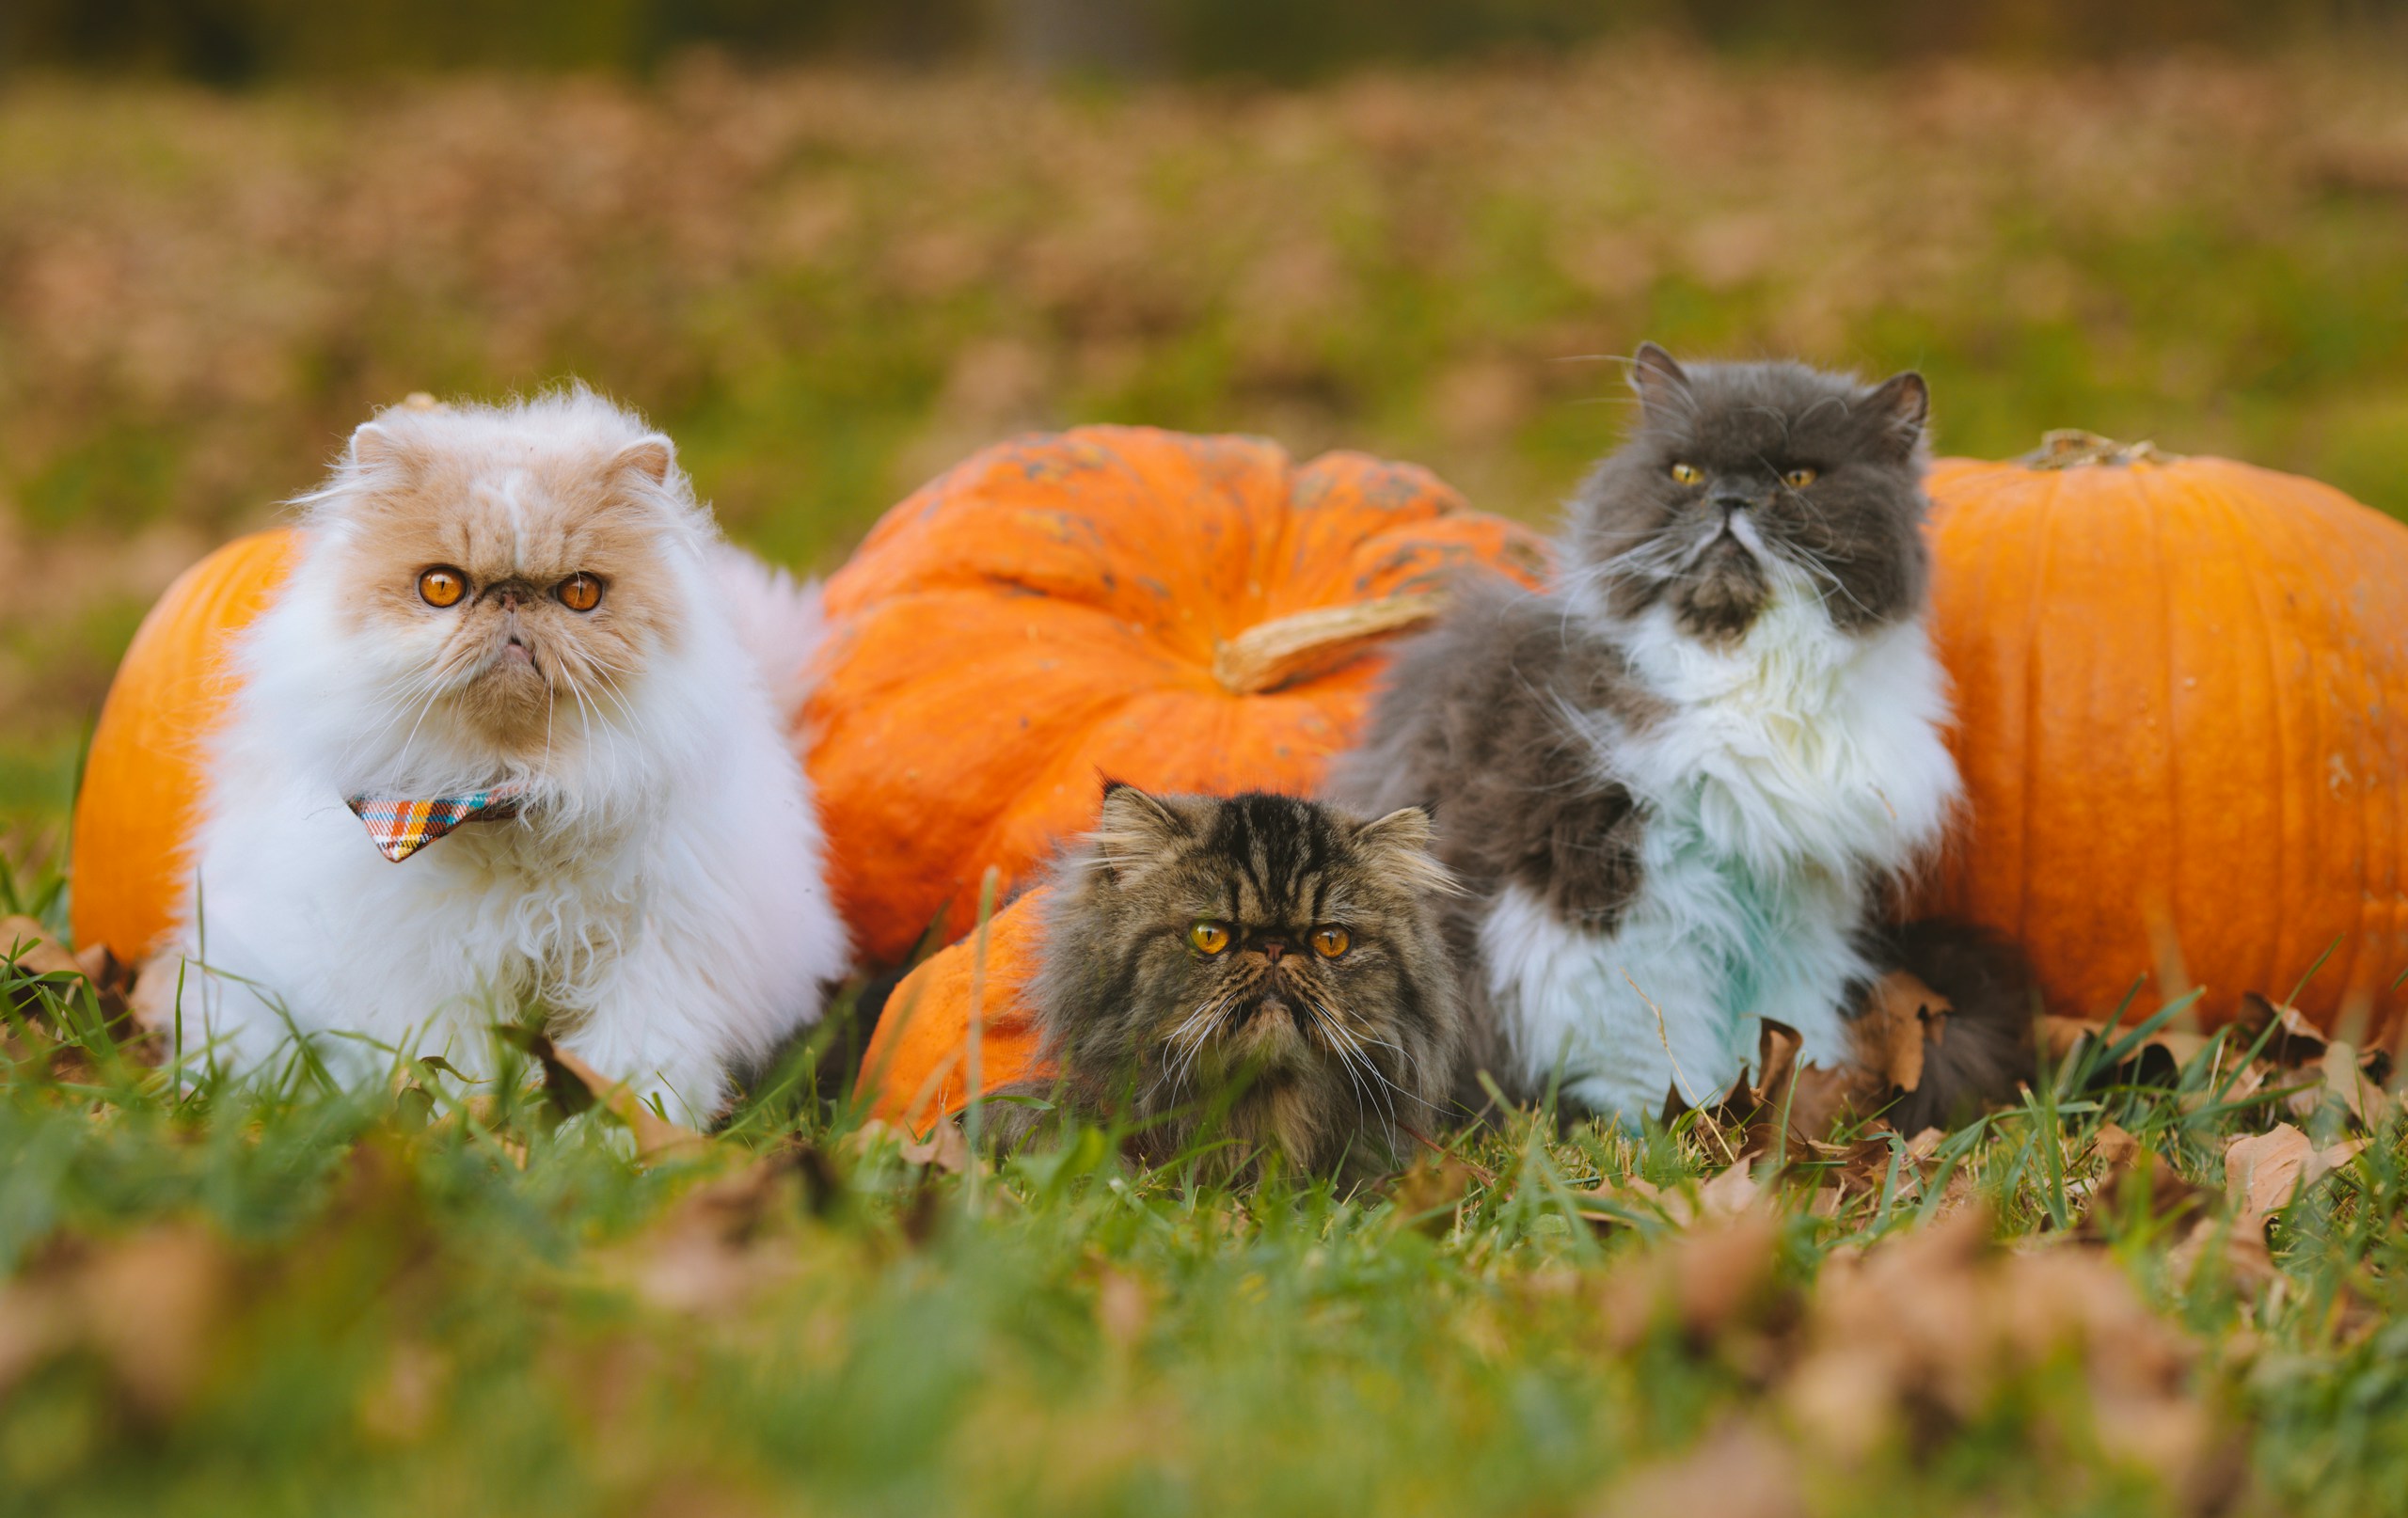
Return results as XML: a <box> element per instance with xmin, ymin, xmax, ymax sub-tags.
<box><xmin>157</xmin><ymin>390</ymin><xmax>846</xmax><ymax>1123</ymax></box>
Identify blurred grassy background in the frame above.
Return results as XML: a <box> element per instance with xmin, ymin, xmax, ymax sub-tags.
<box><xmin>5</xmin><ymin>2</ymin><xmax>2408</xmax><ymax>854</ymax></box>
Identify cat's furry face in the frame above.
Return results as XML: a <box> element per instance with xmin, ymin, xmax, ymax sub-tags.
<box><xmin>301</xmin><ymin>392</ymin><xmax>703</xmax><ymax>783</ymax></box>
<box><xmin>1027</xmin><ymin>786</ymin><xmax>1461</xmax><ymax>1178</ymax></box>
<box><xmin>1568</xmin><ymin>343</ymin><xmax>1932</xmax><ymax>641</ymax></box>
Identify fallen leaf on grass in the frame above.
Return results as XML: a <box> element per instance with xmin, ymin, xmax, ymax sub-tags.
<box><xmin>845</xmin><ymin>1116</ymin><xmax>970</xmax><ymax>1174</ymax></box>
<box><xmin>1090</xmin><ymin>1262</ymin><xmax>1152</xmax><ymax>1352</ymax></box>
<box><xmin>1594</xmin><ymin>1208</ymin><xmax>1785</xmax><ymax>1352</ymax></box>
<box><xmin>2235</xmin><ymin>992</ymin><xmax>2331</xmax><ymax>1066</ymax></box>
<box><xmin>2</xmin><ymin>915</ymin><xmax>150</xmax><ymax>1069</ymax></box>
<box><xmin>2223</xmin><ymin>1122</ymin><xmax>2361</xmax><ymax>1228</ymax></box>
<box><xmin>1681</xmin><ymin>1019</ymin><xmax>1878</xmax><ymax>1162</ymax></box>
<box><xmin>2039</xmin><ymin>1014</ymin><xmax>2216</xmax><ymax>1081</ymax></box>
<box><xmin>2285</xmin><ymin>1038</ymin><xmax>2395</xmax><ymax>1131</ymax></box>
<box><xmin>595</xmin><ymin>1155</ymin><xmax>826</xmax><ymax>1315</ymax></box>
<box><xmin>2092</xmin><ymin>1121</ymin><xmax>2142</xmax><ymax>1170</ymax></box>
<box><xmin>0</xmin><ymin>1221</ymin><xmax>238</xmax><ymax>1419</ymax></box>
<box><xmin>513</xmin><ymin>1029</ymin><xmax>706</xmax><ymax>1163</ymax></box>
<box><xmin>0</xmin><ymin>914</ymin><xmax>82</xmax><ymax>980</ymax></box>
<box><xmin>2161</xmin><ymin>1123</ymin><xmax>2363</xmax><ymax>1299</ymax></box>
<box><xmin>1785</xmin><ymin>1208</ymin><xmax>2223</xmax><ymax>1504</ymax></box>
<box><xmin>1860</xmin><ymin>969</ymin><xmax>1951</xmax><ymax>1095</ymax></box>
<box><xmin>1388</xmin><ymin>1151</ymin><xmax>1480</xmax><ymax>1232</ymax></box>
<box><xmin>1589</xmin><ymin>1417</ymin><xmax>1806</xmax><ymax>1518</ymax></box>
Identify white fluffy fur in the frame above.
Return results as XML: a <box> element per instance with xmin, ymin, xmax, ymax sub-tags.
<box><xmin>1481</xmin><ymin>580</ymin><xmax>1959</xmax><ymax>1123</ymax></box>
<box><xmin>157</xmin><ymin>392</ymin><xmax>848</xmax><ymax>1123</ymax></box>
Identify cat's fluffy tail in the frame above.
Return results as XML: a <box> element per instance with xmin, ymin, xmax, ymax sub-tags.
<box><xmin>1856</xmin><ymin>918</ymin><xmax>2037</xmax><ymax>1132</ymax></box>
<box><xmin>711</xmin><ymin>544</ymin><xmax>826</xmax><ymax>729</ymax></box>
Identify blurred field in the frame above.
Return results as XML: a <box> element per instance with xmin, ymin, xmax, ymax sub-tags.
<box><xmin>8</xmin><ymin>42</ymin><xmax>2408</xmax><ymax>847</ymax></box>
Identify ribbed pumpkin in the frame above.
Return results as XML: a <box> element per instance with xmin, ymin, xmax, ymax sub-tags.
<box><xmin>858</xmin><ymin>889</ymin><xmax>1048</xmax><ymax>1128</ymax></box>
<box><xmin>1919</xmin><ymin>434</ymin><xmax>2408</xmax><ymax>1034</ymax></box>
<box><xmin>804</xmin><ymin>426</ymin><xmax>1550</xmax><ymax>968</ymax></box>
<box><xmin>70</xmin><ymin>530</ymin><xmax>302</xmax><ymax>965</ymax></box>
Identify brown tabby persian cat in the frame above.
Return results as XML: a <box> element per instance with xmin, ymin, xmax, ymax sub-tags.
<box><xmin>985</xmin><ymin>785</ymin><xmax>1463</xmax><ymax>1178</ymax></box>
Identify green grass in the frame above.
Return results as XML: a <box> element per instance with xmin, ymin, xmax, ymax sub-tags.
<box><xmin>5</xmin><ymin>855</ymin><xmax>2405</xmax><ymax>1518</ymax></box>
<box><xmin>9</xmin><ymin>51</ymin><xmax>2408</xmax><ymax>1513</ymax></box>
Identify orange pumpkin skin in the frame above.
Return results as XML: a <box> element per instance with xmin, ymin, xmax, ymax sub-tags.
<box><xmin>1919</xmin><ymin>449</ymin><xmax>2408</xmax><ymax>1034</ymax></box>
<box><xmin>70</xmin><ymin>530</ymin><xmax>302</xmax><ymax>965</ymax></box>
<box><xmin>857</xmin><ymin>888</ymin><xmax>1049</xmax><ymax>1129</ymax></box>
<box><xmin>805</xmin><ymin>426</ymin><xmax>1550</xmax><ymax>968</ymax></box>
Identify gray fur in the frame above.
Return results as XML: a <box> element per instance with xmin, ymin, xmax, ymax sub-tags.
<box><xmin>987</xmin><ymin>786</ymin><xmax>1464</xmax><ymax>1178</ymax></box>
<box><xmin>1333</xmin><ymin>344</ymin><xmax>1995</xmax><ymax>1120</ymax></box>
<box><xmin>1331</xmin><ymin>577</ymin><xmax>1657</xmax><ymax>1106</ymax></box>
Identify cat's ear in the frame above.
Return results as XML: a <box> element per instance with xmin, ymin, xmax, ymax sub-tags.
<box><xmin>1864</xmin><ymin>371</ymin><xmax>1929</xmax><ymax>459</ymax></box>
<box><xmin>1091</xmin><ymin>781</ymin><xmax>1192</xmax><ymax>879</ymax></box>
<box><xmin>610</xmin><ymin>435</ymin><xmax>676</xmax><ymax>486</ymax></box>
<box><xmin>1354</xmin><ymin>805</ymin><xmax>1434</xmax><ymax>853</ymax></box>
<box><xmin>1628</xmin><ymin>341</ymin><xmax>1693</xmax><ymax>423</ymax></box>
<box><xmin>348</xmin><ymin>422</ymin><xmax>405</xmax><ymax>472</ymax></box>
<box><xmin>1352</xmin><ymin>806</ymin><xmax>1457</xmax><ymax>895</ymax></box>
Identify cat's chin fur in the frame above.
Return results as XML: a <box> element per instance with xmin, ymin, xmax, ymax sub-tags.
<box><xmin>158</xmin><ymin>389</ymin><xmax>848</xmax><ymax>1124</ymax></box>
<box><xmin>1490</xmin><ymin>575</ymin><xmax>1959</xmax><ymax>1117</ymax></box>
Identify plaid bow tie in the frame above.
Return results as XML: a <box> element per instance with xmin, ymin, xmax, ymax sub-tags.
<box><xmin>345</xmin><ymin>783</ymin><xmax>528</xmax><ymax>862</ymax></box>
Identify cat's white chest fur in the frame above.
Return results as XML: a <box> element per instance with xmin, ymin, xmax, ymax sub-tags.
<box><xmin>1480</xmin><ymin>592</ymin><xmax>1959</xmax><ymax>1123</ymax></box>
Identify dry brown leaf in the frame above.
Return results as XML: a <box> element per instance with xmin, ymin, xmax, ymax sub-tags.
<box><xmin>2080</xmin><ymin>1146</ymin><xmax>2212</xmax><ymax>1239</ymax></box>
<box><xmin>2224</xmin><ymin>1123</ymin><xmax>2361</xmax><ymax>1226</ymax></box>
<box><xmin>1594</xmin><ymin>1209</ymin><xmax>1784</xmax><ymax>1352</ymax></box>
<box><xmin>1688</xmin><ymin>1019</ymin><xmax>1880</xmax><ymax>1161</ymax></box>
<box><xmin>1588</xmin><ymin>1417</ymin><xmax>1806</xmax><ymax>1518</ymax></box>
<box><xmin>1786</xmin><ymin>1208</ymin><xmax>2220</xmax><ymax>1501</ymax></box>
<box><xmin>898</xmin><ymin>1120</ymin><xmax>970</xmax><ymax>1175</ymax></box>
<box><xmin>0</xmin><ymin>1221</ymin><xmax>239</xmax><ymax>1419</ymax></box>
<box><xmin>2092</xmin><ymin>1122</ymin><xmax>2142</xmax><ymax>1170</ymax></box>
<box><xmin>2282</xmin><ymin>1039</ymin><xmax>2395</xmax><ymax>1131</ymax></box>
<box><xmin>1696</xmin><ymin>1162</ymin><xmax>1774</xmax><ymax>1223</ymax></box>
<box><xmin>1861</xmin><ymin>969</ymin><xmax>1952</xmax><ymax>1094</ymax></box>
<box><xmin>0</xmin><ymin>914</ymin><xmax>82</xmax><ymax>980</ymax></box>
<box><xmin>2040</xmin><ymin>1013</ymin><xmax>2215</xmax><ymax>1080</ymax></box>
<box><xmin>840</xmin><ymin>1116</ymin><xmax>967</xmax><ymax>1175</ymax></box>
<box><xmin>2236</xmin><ymin>991</ymin><xmax>2331</xmax><ymax>1067</ymax></box>
<box><xmin>537</xmin><ymin>1038</ymin><xmax>707</xmax><ymax>1163</ymax></box>
<box><xmin>1093</xmin><ymin>1265</ymin><xmax>1151</xmax><ymax>1351</ymax></box>
<box><xmin>1389</xmin><ymin>1151</ymin><xmax>1480</xmax><ymax>1231</ymax></box>
<box><xmin>356</xmin><ymin>1340</ymin><xmax>450</xmax><ymax>1444</ymax></box>
<box><xmin>596</xmin><ymin>1156</ymin><xmax>821</xmax><ymax>1315</ymax></box>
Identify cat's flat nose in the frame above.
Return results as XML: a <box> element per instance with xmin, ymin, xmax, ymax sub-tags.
<box><xmin>1257</xmin><ymin>937</ymin><xmax>1288</xmax><ymax>963</ymax></box>
<box><xmin>1709</xmin><ymin>490</ymin><xmax>1757</xmax><ymax>517</ymax></box>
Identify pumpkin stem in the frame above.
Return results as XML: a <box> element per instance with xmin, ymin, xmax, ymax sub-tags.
<box><xmin>2020</xmin><ymin>429</ymin><xmax>2182</xmax><ymax>469</ymax></box>
<box><xmin>1212</xmin><ymin>592</ymin><xmax>1449</xmax><ymax>696</ymax></box>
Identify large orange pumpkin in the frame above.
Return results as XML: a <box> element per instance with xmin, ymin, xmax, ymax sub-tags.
<box><xmin>1920</xmin><ymin>434</ymin><xmax>2408</xmax><ymax>1035</ymax></box>
<box><xmin>70</xmin><ymin>530</ymin><xmax>301</xmax><ymax>965</ymax></box>
<box><xmin>857</xmin><ymin>888</ymin><xmax>1049</xmax><ymax>1129</ymax></box>
<box><xmin>803</xmin><ymin>426</ymin><xmax>1551</xmax><ymax>968</ymax></box>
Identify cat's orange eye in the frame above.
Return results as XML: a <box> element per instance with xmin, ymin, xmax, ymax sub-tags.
<box><xmin>556</xmin><ymin>573</ymin><xmax>603</xmax><ymax>612</ymax></box>
<box><xmin>417</xmin><ymin>566</ymin><xmax>467</xmax><ymax>609</ymax></box>
<box><xmin>1310</xmin><ymin>925</ymin><xmax>1351</xmax><ymax>959</ymax></box>
<box><xmin>1189</xmin><ymin>921</ymin><xmax>1231</xmax><ymax>956</ymax></box>
<box><xmin>1782</xmin><ymin>466</ymin><xmax>1818</xmax><ymax>489</ymax></box>
<box><xmin>1670</xmin><ymin>462</ymin><xmax>1703</xmax><ymax>485</ymax></box>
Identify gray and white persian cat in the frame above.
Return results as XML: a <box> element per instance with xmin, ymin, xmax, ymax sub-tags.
<box><xmin>1334</xmin><ymin>344</ymin><xmax>2029</xmax><ymax>1130</ymax></box>
<box><xmin>986</xmin><ymin>784</ymin><xmax>1463</xmax><ymax>1177</ymax></box>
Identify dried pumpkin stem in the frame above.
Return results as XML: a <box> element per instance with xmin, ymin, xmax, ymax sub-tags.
<box><xmin>2020</xmin><ymin>429</ymin><xmax>2183</xmax><ymax>469</ymax></box>
<box><xmin>1212</xmin><ymin>591</ymin><xmax>1449</xmax><ymax>696</ymax></box>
